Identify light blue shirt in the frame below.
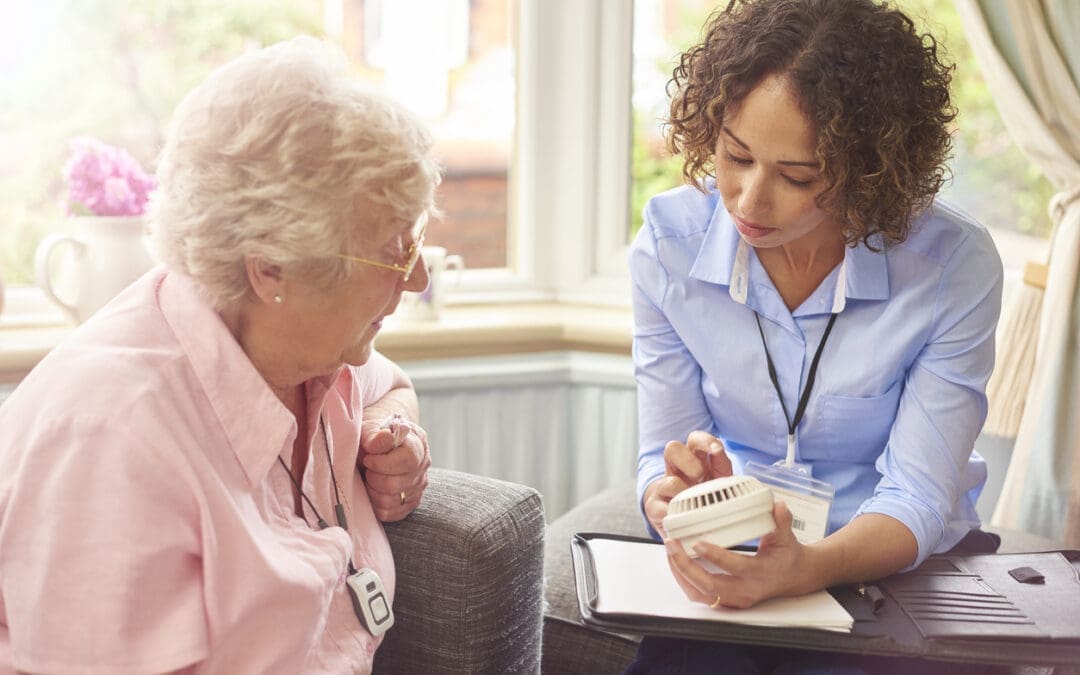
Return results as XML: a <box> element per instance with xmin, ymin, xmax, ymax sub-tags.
<box><xmin>631</xmin><ymin>184</ymin><xmax>1003</xmax><ymax>568</ymax></box>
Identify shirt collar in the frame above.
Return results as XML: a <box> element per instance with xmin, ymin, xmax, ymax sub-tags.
<box><xmin>688</xmin><ymin>205</ymin><xmax>740</xmax><ymax>287</ymax></box>
<box><xmin>843</xmin><ymin>236</ymin><xmax>890</xmax><ymax>302</ymax></box>
<box><xmin>157</xmin><ymin>271</ymin><xmax>338</xmax><ymax>487</ymax></box>
<box><xmin>688</xmin><ymin>205</ymin><xmax>890</xmax><ymax>311</ymax></box>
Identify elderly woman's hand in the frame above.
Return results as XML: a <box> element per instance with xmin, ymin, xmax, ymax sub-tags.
<box><xmin>359</xmin><ymin>415</ymin><xmax>431</xmax><ymax>522</ymax></box>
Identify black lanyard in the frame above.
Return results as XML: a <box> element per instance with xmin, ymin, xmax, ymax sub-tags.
<box><xmin>754</xmin><ymin>312</ymin><xmax>838</xmax><ymax>456</ymax></box>
<box><xmin>278</xmin><ymin>416</ymin><xmax>357</xmax><ymax>575</ymax></box>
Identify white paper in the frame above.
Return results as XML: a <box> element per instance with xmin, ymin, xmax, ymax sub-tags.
<box><xmin>589</xmin><ymin>538</ymin><xmax>853</xmax><ymax>632</ymax></box>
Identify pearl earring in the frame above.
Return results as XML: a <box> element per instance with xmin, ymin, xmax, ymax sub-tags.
<box><xmin>273</xmin><ymin>294</ymin><xmax>283</xmax><ymax>304</ymax></box>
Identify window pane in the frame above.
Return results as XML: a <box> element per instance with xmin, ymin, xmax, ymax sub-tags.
<box><xmin>342</xmin><ymin>0</ymin><xmax>514</xmax><ymax>269</ymax></box>
<box><xmin>629</xmin><ymin>0</ymin><xmax>1054</xmax><ymax>251</ymax></box>
<box><xmin>630</xmin><ymin>0</ymin><xmax>715</xmax><ymax>241</ymax></box>
<box><xmin>0</xmin><ymin>0</ymin><xmax>326</xmax><ymax>286</ymax></box>
<box><xmin>0</xmin><ymin>0</ymin><xmax>514</xmax><ymax>288</ymax></box>
<box><xmin>896</xmin><ymin>0</ymin><xmax>1054</xmax><ymax>241</ymax></box>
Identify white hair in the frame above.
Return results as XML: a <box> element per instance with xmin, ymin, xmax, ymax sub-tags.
<box><xmin>149</xmin><ymin>36</ymin><xmax>441</xmax><ymax>308</ymax></box>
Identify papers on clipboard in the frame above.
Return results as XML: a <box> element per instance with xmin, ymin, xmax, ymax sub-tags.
<box><xmin>587</xmin><ymin>536</ymin><xmax>853</xmax><ymax>632</ymax></box>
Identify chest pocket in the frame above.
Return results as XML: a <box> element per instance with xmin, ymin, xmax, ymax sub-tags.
<box><xmin>807</xmin><ymin>380</ymin><xmax>904</xmax><ymax>463</ymax></box>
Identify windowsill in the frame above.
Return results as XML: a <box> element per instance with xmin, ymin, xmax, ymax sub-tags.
<box><xmin>380</xmin><ymin>302</ymin><xmax>633</xmax><ymax>361</ymax></box>
<box><xmin>0</xmin><ymin>301</ymin><xmax>633</xmax><ymax>385</ymax></box>
<box><xmin>0</xmin><ymin>225</ymin><xmax>1045</xmax><ymax>385</ymax></box>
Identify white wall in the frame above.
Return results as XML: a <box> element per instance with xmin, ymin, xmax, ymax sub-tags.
<box><xmin>400</xmin><ymin>351</ymin><xmax>639</xmax><ymax>520</ymax></box>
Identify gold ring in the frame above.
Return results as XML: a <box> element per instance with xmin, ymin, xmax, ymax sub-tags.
<box><xmin>399</xmin><ymin>490</ymin><xmax>407</xmax><ymax>506</ymax></box>
<box><xmin>710</xmin><ymin>595</ymin><xmax>723</xmax><ymax>609</ymax></box>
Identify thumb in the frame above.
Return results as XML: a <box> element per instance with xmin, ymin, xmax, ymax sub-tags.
<box><xmin>760</xmin><ymin>500</ymin><xmax>798</xmax><ymax>549</ymax></box>
<box><xmin>708</xmin><ymin>441</ymin><xmax>732</xmax><ymax>478</ymax></box>
<box><xmin>359</xmin><ymin>421</ymin><xmax>395</xmax><ymax>455</ymax></box>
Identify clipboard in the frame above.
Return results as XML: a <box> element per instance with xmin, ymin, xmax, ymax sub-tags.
<box><xmin>571</xmin><ymin>532</ymin><xmax>1080</xmax><ymax>667</ymax></box>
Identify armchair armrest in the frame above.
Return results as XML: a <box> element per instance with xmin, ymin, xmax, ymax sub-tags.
<box><xmin>374</xmin><ymin>468</ymin><xmax>545</xmax><ymax>673</ymax></box>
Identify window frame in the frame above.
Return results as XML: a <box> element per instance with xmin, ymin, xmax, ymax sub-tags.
<box><xmin>466</xmin><ymin>0</ymin><xmax>634</xmax><ymax>308</ymax></box>
<box><xmin>0</xmin><ymin>0</ymin><xmax>1050</xmax><ymax>325</ymax></box>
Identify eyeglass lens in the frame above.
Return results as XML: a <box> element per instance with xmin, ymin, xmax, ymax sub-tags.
<box><xmin>403</xmin><ymin>217</ymin><xmax>428</xmax><ymax>280</ymax></box>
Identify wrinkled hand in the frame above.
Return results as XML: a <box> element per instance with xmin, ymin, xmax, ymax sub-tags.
<box><xmin>359</xmin><ymin>415</ymin><xmax>430</xmax><ymax>522</ymax></box>
<box><xmin>644</xmin><ymin>431</ymin><xmax>732</xmax><ymax>536</ymax></box>
<box><xmin>664</xmin><ymin>501</ymin><xmax>808</xmax><ymax>609</ymax></box>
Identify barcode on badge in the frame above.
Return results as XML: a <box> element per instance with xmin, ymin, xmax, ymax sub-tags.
<box><xmin>791</xmin><ymin>517</ymin><xmax>806</xmax><ymax>531</ymax></box>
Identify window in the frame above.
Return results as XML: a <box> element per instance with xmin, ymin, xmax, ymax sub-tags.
<box><xmin>897</xmin><ymin>0</ymin><xmax>1053</xmax><ymax>272</ymax></box>
<box><xmin>1</xmin><ymin>1</ymin><xmax>324</xmax><ymax>289</ymax></box>
<box><xmin>630</xmin><ymin>0</ymin><xmax>713</xmax><ymax>239</ymax></box>
<box><xmin>0</xmin><ymin>0</ymin><xmax>1057</xmax><ymax>330</ymax></box>
<box><xmin>2</xmin><ymin>1</ymin><xmax>637</xmax><ymax>317</ymax></box>
<box><xmin>629</xmin><ymin>0</ymin><xmax>1053</xmax><ymax>272</ymax></box>
<box><xmin>0</xmin><ymin>0</ymin><xmax>515</xmax><ymax>292</ymax></box>
<box><xmin>341</xmin><ymin>0</ymin><xmax>514</xmax><ymax>269</ymax></box>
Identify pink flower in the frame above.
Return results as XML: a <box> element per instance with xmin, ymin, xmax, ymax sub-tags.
<box><xmin>63</xmin><ymin>137</ymin><xmax>157</xmax><ymax>217</ymax></box>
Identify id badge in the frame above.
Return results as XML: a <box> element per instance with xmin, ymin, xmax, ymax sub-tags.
<box><xmin>346</xmin><ymin>567</ymin><xmax>395</xmax><ymax>637</ymax></box>
<box><xmin>744</xmin><ymin>460</ymin><xmax>835</xmax><ymax>544</ymax></box>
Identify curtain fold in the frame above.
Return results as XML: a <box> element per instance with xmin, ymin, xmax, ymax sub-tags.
<box><xmin>955</xmin><ymin>0</ymin><xmax>1080</xmax><ymax>546</ymax></box>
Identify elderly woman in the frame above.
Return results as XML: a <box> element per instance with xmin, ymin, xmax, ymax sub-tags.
<box><xmin>0</xmin><ymin>38</ymin><xmax>437</xmax><ymax>673</ymax></box>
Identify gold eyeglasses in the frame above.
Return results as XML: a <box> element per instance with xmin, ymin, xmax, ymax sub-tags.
<box><xmin>335</xmin><ymin>213</ymin><xmax>428</xmax><ymax>282</ymax></box>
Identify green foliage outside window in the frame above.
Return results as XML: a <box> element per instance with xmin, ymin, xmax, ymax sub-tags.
<box><xmin>0</xmin><ymin>0</ymin><xmax>322</xmax><ymax>285</ymax></box>
<box><xmin>900</xmin><ymin>0</ymin><xmax>1055</xmax><ymax>238</ymax></box>
<box><xmin>630</xmin><ymin>111</ymin><xmax>685</xmax><ymax>240</ymax></box>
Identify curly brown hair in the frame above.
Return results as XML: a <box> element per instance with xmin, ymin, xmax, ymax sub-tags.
<box><xmin>667</xmin><ymin>0</ymin><xmax>956</xmax><ymax>248</ymax></box>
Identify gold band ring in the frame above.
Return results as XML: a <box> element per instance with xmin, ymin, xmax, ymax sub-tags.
<box><xmin>710</xmin><ymin>595</ymin><xmax>723</xmax><ymax>609</ymax></box>
<box><xmin>399</xmin><ymin>490</ymin><xmax>407</xmax><ymax>506</ymax></box>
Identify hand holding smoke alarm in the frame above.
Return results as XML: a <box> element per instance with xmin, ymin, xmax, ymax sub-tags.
<box><xmin>662</xmin><ymin>475</ymin><xmax>777</xmax><ymax>556</ymax></box>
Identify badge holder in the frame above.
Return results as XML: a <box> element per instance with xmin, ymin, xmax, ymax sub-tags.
<box><xmin>749</xmin><ymin>309</ymin><xmax>840</xmax><ymax>544</ymax></box>
<box><xmin>745</xmin><ymin>435</ymin><xmax>835</xmax><ymax>544</ymax></box>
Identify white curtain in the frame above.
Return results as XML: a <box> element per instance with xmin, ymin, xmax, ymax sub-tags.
<box><xmin>955</xmin><ymin>0</ymin><xmax>1080</xmax><ymax>546</ymax></box>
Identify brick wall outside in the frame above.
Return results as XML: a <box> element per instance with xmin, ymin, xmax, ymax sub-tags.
<box><xmin>430</xmin><ymin>171</ymin><xmax>508</xmax><ymax>270</ymax></box>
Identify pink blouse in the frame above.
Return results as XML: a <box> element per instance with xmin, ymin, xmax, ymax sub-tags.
<box><xmin>0</xmin><ymin>270</ymin><xmax>398</xmax><ymax>674</ymax></box>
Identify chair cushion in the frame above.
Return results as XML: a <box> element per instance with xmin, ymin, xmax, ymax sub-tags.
<box><xmin>543</xmin><ymin>481</ymin><xmax>643</xmax><ymax>674</ymax></box>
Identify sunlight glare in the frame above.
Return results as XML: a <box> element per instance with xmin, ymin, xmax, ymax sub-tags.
<box><xmin>0</xmin><ymin>0</ymin><xmax>58</xmax><ymax>77</ymax></box>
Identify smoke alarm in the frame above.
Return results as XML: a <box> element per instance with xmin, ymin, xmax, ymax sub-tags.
<box><xmin>663</xmin><ymin>475</ymin><xmax>776</xmax><ymax>556</ymax></box>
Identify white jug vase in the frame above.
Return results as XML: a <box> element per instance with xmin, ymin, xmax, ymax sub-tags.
<box><xmin>34</xmin><ymin>215</ymin><xmax>156</xmax><ymax>324</ymax></box>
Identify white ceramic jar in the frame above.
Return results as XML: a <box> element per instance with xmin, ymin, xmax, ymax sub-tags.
<box><xmin>34</xmin><ymin>215</ymin><xmax>156</xmax><ymax>323</ymax></box>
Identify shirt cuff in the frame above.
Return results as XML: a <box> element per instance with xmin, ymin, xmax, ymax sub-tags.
<box><xmin>855</xmin><ymin>495</ymin><xmax>944</xmax><ymax>571</ymax></box>
<box><xmin>637</xmin><ymin>469</ymin><xmax>665</xmax><ymax>542</ymax></box>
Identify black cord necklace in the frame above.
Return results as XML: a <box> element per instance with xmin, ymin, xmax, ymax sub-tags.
<box><xmin>277</xmin><ymin>414</ymin><xmax>396</xmax><ymax>636</ymax></box>
<box><xmin>277</xmin><ymin>416</ymin><xmax>357</xmax><ymax>575</ymax></box>
<box><xmin>754</xmin><ymin>311</ymin><xmax>838</xmax><ymax>465</ymax></box>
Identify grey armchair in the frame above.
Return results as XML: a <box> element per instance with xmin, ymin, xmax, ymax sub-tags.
<box><xmin>374</xmin><ymin>468</ymin><xmax>546</xmax><ymax>673</ymax></box>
